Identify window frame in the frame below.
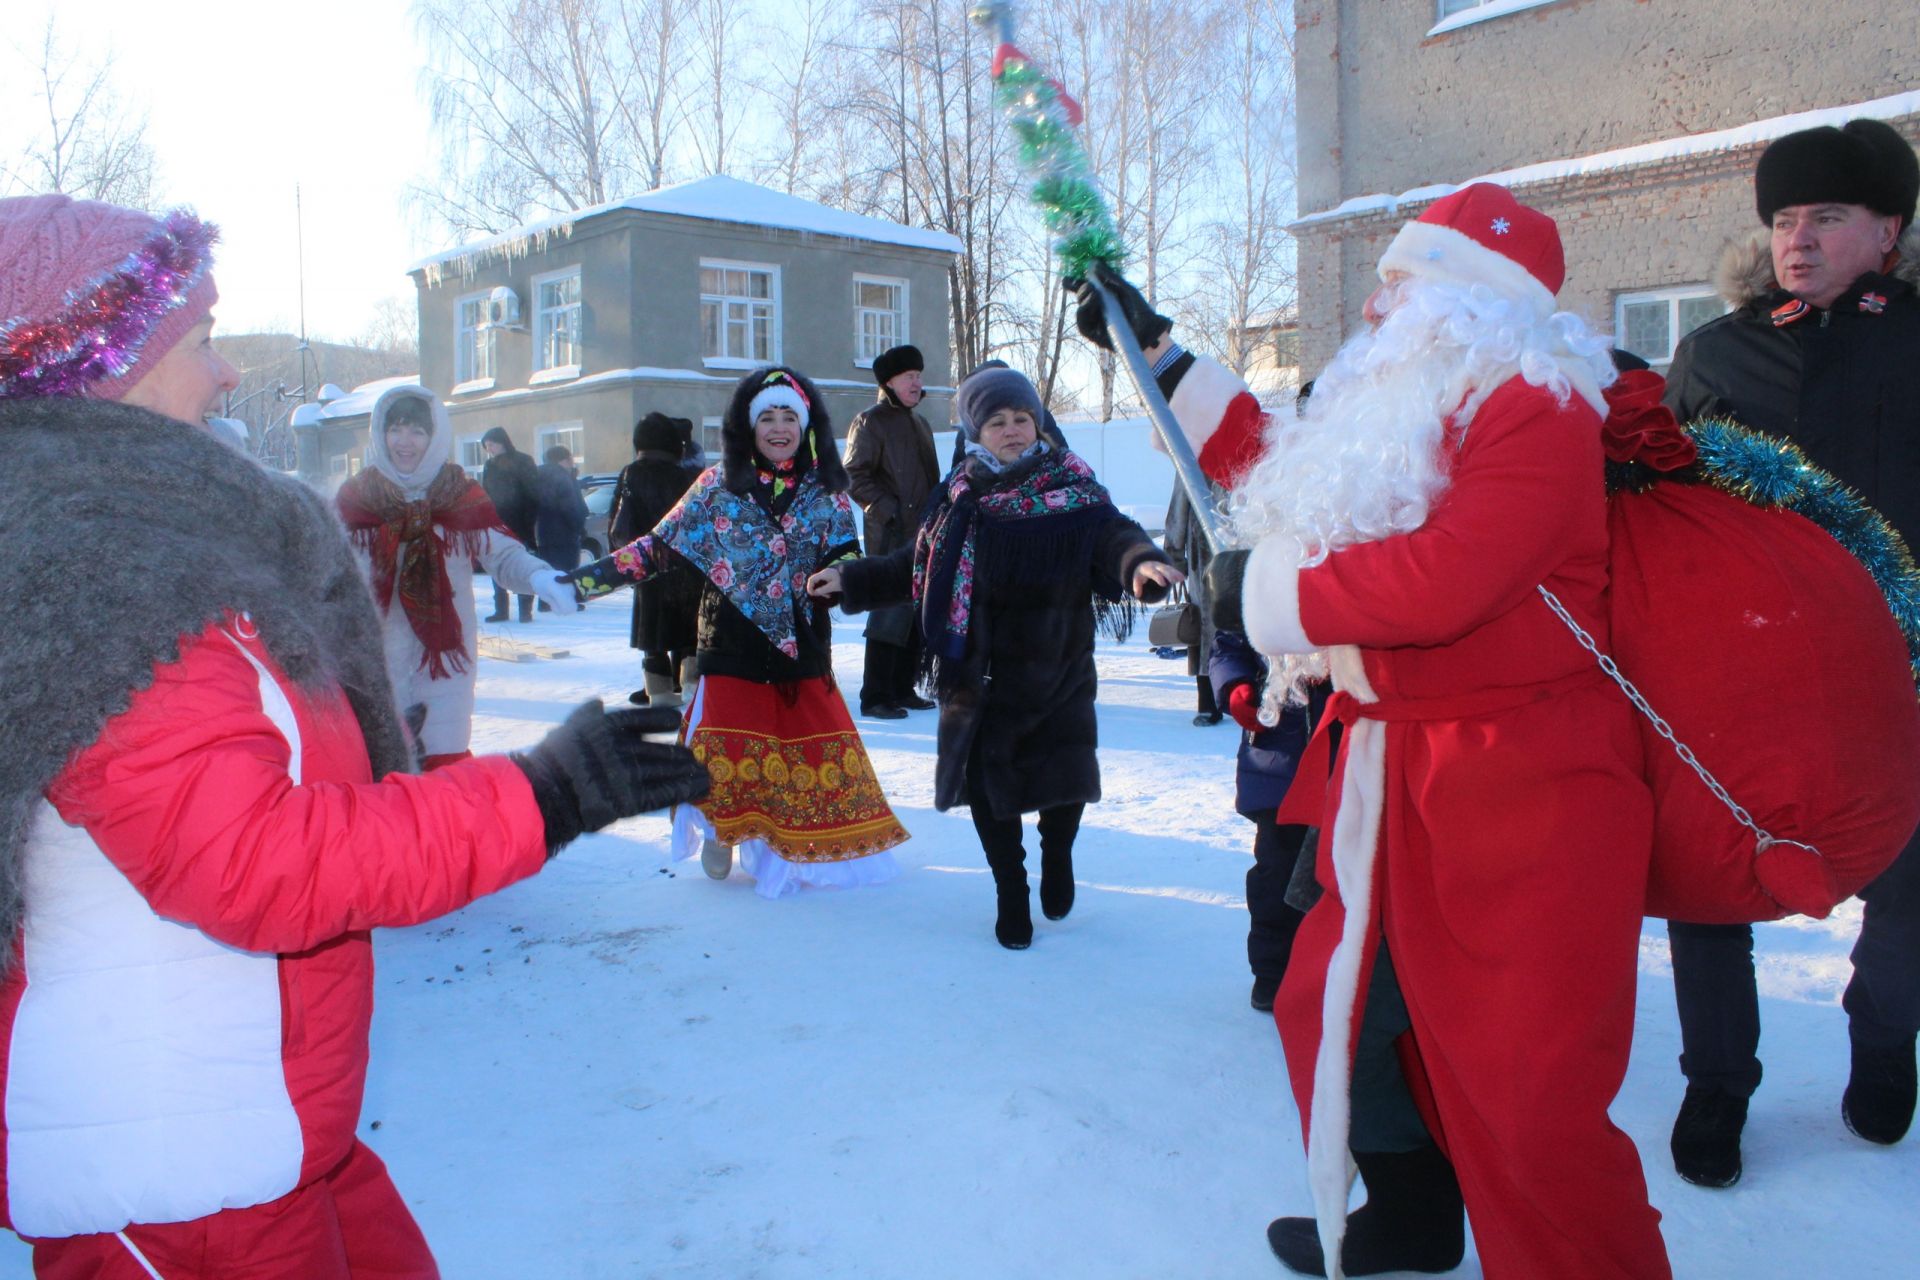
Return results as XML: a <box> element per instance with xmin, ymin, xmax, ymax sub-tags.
<box><xmin>699</xmin><ymin>258</ymin><xmax>782</xmax><ymax>369</ymax></box>
<box><xmin>532</xmin><ymin>267</ymin><xmax>583</xmax><ymax>381</ymax></box>
<box><xmin>852</xmin><ymin>273</ymin><xmax>910</xmax><ymax>369</ymax></box>
<box><xmin>453</xmin><ymin>291</ymin><xmax>495</xmax><ymax>392</ymax></box>
<box><xmin>1613</xmin><ymin>284</ymin><xmax>1729</xmax><ymax>370</ymax></box>
<box><xmin>1430</xmin><ymin>0</ymin><xmax>1565</xmax><ymax>37</ymax></box>
<box><xmin>456</xmin><ymin>432</ymin><xmax>489</xmax><ymax>476</ymax></box>
<box><xmin>536</xmin><ymin>421</ymin><xmax>586</xmax><ymax>465</ymax></box>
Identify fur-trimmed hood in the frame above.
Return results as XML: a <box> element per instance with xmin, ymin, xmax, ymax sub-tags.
<box><xmin>0</xmin><ymin>398</ymin><xmax>410</xmax><ymax>972</ymax></box>
<box><xmin>1714</xmin><ymin>223</ymin><xmax>1920</xmax><ymax>309</ymax></box>
<box><xmin>719</xmin><ymin>365</ymin><xmax>849</xmax><ymax>495</ymax></box>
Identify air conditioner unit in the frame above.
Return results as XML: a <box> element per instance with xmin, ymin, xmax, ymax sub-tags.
<box><xmin>485</xmin><ymin>285</ymin><xmax>522</xmax><ymax>328</ymax></box>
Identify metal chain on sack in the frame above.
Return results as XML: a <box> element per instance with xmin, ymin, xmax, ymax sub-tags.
<box><xmin>1535</xmin><ymin>585</ymin><xmax>1819</xmax><ymax>858</ymax></box>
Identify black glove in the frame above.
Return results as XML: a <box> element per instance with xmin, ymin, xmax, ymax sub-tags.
<box><xmin>1064</xmin><ymin>260</ymin><xmax>1172</xmax><ymax>352</ymax></box>
<box><xmin>512</xmin><ymin>701</ymin><xmax>711</xmax><ymax>855</ymax></box>
<box><xmin>1206</xmin><ymin>548</ymin><xmax>1250</xmax><ymax>636</ymax></box>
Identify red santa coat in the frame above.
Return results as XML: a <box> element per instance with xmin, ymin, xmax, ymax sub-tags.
<box><xmin>1184</xmin><ymin>362</ymin><xmax>1670</xmax><ymax>1280</ymax></box>
<box><xmin>0</xmin><ymin>618</ymin><xmax>548</xmax><ymax>1247</ymax></box>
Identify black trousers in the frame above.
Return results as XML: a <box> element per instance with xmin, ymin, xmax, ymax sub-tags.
<box><xmin>640</xmin><ymin>649</ymin><xmax>693</xmax><ymax>680</ymax></box>
<box><xmin>1670</xmin><ymin>818</ymin><xmax>1920</xmax><ymax>1096</ymax></box>
<box><xmin>1348</xmin><ymin>943</ymin><xmax>1435</xmax><ymax>1154</ymax></box>
<box><xmin>1247</xmin><ymin>812</ymin><xmax>1309</xmax><ymax>979</ymax></box>
<box><xmin>861</xmin><ymin>632</ymin><xmax>922</xmax><ymax>709</ymax></box>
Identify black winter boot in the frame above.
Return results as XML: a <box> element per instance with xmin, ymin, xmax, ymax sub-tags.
<box><xmin>1670</xmin><ymin>1081</ymin><xmax>1747</xmax><ymax>1187</ymax></box>
<box><xmin>1266</xmin><ymin>1145</ymin><xmax>1465</xmax><ymax>1277</ymax></box>
<box><xmin>1037</xmin><ymin>803</ymin><xmax>1083</xmax><ymax>922</ymax></box>
<box><xmin>1843</xmin><ymin>1033</ymin><xmax>1917</xmax><ymax>1145</ymax></box>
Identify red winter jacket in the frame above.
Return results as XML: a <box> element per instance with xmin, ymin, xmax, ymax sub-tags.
<box><xmin>0</xmin><ymin>618</ymin><xmax>548</xmax><ymax>1239</ymax></box>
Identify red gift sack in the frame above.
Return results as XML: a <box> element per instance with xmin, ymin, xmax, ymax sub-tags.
<box><xmin>1607</xmin><ymin>482</ymin><xmax>1920</xmax><ymax>922</ymax></box>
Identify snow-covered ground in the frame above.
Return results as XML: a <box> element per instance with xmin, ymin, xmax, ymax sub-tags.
<box><xmin>5</xmin><ymin>584</ymin><xmax>1913</xmax><ymax>1277</ymax></box>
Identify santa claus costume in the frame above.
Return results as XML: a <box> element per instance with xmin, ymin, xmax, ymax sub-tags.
<box><xmin>1172</xmin><ymin>186</ymin><xmax>1672</xmax><ymax>1278</ymax></box>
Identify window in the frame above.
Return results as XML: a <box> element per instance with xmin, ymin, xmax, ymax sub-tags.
<box><xmin>533</xmin><ymin>269</ymin><xmax>583</xmax><ymax>376</ymax></box>
<box><xmin>457</xmin><ymin>434</ymin><xmax>488</xmax><ymax>476</ymax></box>
<box><xmin>700</xmin><ymin>260</ymin><xmax>780</xmax><ymax>366</ymax></box>
<box><xmin>699</xmin><ymin>416</ymin><xmax>723</xmax><ymax>462</ymax></box>
<box><xmin>455</xmin><ymin>293</ymin><xmax>494</xmax><ymax>389</ymax></box>
<box><xmin>1615</xmin><ymin>286</ymin><xmax>1728</xmax><ymax>369</ymax></box>
<box><xmin>1432</xmin><ymin>0</ymin><xmax>1563</xmax><ymax>34</ymax></box>
<box><xmin>853</xmin><ymin>275</ymin><xmax>909</xmax><ymax>366</ymax></box>
<box><xmin>537</xmin><ymin>421</ymin><xmax>585</xmax><ymax>464</ymax></box>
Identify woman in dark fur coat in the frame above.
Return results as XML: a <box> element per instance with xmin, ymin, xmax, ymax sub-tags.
<box><xmin>809</xmin><ymin>366</ymin><xmax>1182</xmax><ymax>948</ymax></box>
<box><xmin>607</xmin><ymin>412</ymin><xmax>701</xmax><ymax>706</ymax></box>
<box><xmin>572</xmin><ymin>367</ymin><xmax>908</xmax><ymax>897</ymax></box>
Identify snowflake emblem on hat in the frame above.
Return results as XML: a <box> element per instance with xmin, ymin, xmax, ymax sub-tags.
<box><xmin>1490</xmin><ymin>217</ymin><xmax>1511</xmax><ymax>235</ymax></box>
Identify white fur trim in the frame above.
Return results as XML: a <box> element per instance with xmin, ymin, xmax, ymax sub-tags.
<box><xmin>1307</xmin><ymin>711</ymin><xmax>1387</xmax><ymax>1280</ymax></box>
<box><xmin>1161</xmin><ymin>355</ymin><xmax>1246</xmax><ymax>456</ymax></box>
<box><xmin>749</xmin><ymin>383</ymin><xmax>809</xmax><ymax>423</ymax></box>
<box><xmin>1243</xmin><ymin>537</ymin><xmax>1313</xmax><ymax>655</ymax></box>
<box><xmin>1377</xmin><ymin>221</ymin><xmax>1557</xmax><ymax>321</ymax></box>
<box><xmin>1325</xmin><ymin>644</ymin><xmax>1377</xmax><ymax>703</ymax></box>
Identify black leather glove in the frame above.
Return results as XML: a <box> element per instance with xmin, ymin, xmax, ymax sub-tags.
<box><xmin>1206</xmin><ymin>548</ymin><xmax>1250</xmax><ymax>637</ymax></box>
<box><xmin>512</xmin><ymin>701</ymin><xmax>711</xmax><ymax>855</ymax></box>
<box><xmin>1063</xmin><ymin>260</ymin><xmax>1172</xmax><ymax>352</ymax></box>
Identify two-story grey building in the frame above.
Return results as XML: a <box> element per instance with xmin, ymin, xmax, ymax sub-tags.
<box><xmin>303</xmin><ymin>176</ymin><xmax>961</xmax><ymax>481</ymax></box>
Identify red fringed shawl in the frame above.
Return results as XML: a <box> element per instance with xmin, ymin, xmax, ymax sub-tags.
<box><xmin>336</xmin><ymin>463</ymin><xmax>510</xmax><ymax>677</ymax></box>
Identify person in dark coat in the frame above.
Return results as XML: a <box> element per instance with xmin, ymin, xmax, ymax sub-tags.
<box><xmin>810</xmin><ymin>366</ymin><xmax>1182</xmax><ymax>949</ymax></box>
<box><xmin>1660</xmin><ymin>117</ymin><xmax>1920</xmax><ymax>1186</ymax></box>
<box><xmin>607</xmin><ymin>413</ymin><xmax>701</xmax><ymax>706</ymax></box>
<box><xmin>1209</xmin><ymin>629</ymin><xmax>1312</xmax><ymax>1011</ymax></box>
<box><xmin>480</xmin><ymin>426</ymin><xmax>541</xmax><ymax>622</ymax></box>
<box><xmin>532</xmin><ymin>445</ymin><xmax>589</xmax><ymax>583</ymax></box>
<box><xmin>843</xmin><ymin>344</ymin><xmax>941</xmax><ymax>718</ymax></box>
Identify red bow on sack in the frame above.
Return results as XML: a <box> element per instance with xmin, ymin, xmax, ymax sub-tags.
<box><xmin>1601</xmin><ymin>368</ymin><xmax>1697</xmax><ymax>471</ymax></box>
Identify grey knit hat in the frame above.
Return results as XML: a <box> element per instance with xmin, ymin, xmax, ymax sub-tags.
<box><xmin>953</xmin><ymin>365</ymin><xmax>1043</xmax><ymax>440</ymax></box>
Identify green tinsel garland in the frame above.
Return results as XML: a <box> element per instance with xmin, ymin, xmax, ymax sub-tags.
<box><xmin>989</xmin><ymin>52</ymin><xmax>1126</xmax><ymax>280</ymax></box>
<box><xmin>1685</xmin><ymin>416</ymin><xmax>1920</xmax><ymax>688</ymax></box>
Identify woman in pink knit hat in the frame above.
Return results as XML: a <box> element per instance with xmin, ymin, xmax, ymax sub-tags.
<box><xmin>0</xmin><ymin>195</ymin><xmax>708</xmax><ymax>1276</ymax></box>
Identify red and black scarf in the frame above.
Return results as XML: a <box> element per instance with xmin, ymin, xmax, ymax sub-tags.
<box><xmin>336</xmin><ymin>462</ymin><xmax>508</xmax><ymax>676</ymax></box>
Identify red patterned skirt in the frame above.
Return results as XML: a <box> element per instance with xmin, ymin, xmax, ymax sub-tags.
<box><xmin>682</xmin><ymin>674</ymin><xmax>908</xmax><ymax>862</ymax></box>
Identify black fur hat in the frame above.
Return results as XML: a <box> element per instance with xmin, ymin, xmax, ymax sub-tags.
<box><xmin>720</xmin><ymin>365</ymin><xmax>848</xmax><ymax>495</ymax></box>
<box><xmin>1756</xmin><ymin>119</ymin><xmax>1920</xmax><ymax>229</ymax></box>
<box><xmin>633</xmin><ymin>411</ymin><xmax>682</xmax><ymax>454</ymax></box>
<box><xmin>871</xmin><ymin>343</ymin><xmax>924</xmax><ymax>386</ymax></box>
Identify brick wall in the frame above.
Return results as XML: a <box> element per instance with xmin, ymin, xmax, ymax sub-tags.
<box><xmin>1299</xmin><ymin>0</ymin><xmax>1920</xmax><ymax>208</ymax></box>
<box><xmin>1291</xmin><ymin>0</ymin><xmax>1920</xmax><ymax>375</ymax></box>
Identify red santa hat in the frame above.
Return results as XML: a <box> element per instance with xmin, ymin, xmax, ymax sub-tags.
<box><xmin>1375</xmin><ymin>183</ymin><xmax>1564</xmax><ymax>317</ymax></box>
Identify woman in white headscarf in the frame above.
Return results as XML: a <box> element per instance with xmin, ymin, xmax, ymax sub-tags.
<box><xmin>336</xmin><ymin>385</ymin><xmax>578</xmax><ymax>767</ymax></box>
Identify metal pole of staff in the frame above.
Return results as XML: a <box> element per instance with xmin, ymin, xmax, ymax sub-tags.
<box><xmin>1086</xmin><ymin>277</ymin><xmax>1233</xmax><ymax>556</ymax></box>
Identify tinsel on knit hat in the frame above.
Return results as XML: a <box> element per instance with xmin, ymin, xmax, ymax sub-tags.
<box><xmin>1756</xmin><ymin>119</ymin><xmax>1920</xmax><ymax>230</ymax></box>
<box><xmin>1374</xmin><ymin>183</ymin><xmax>1565</xmax><ymax>317</ymax></box>
<box><xmin>0</xmin><ymin>194</ymin><xmax>219</xmax><ymax>401</ymax></box>
<box><xmin>872</xmin><ymin>343</ymin><xmax>924</xmax><ymax>386</ymax></box>
<box><xmin>953</xmin><ymin>365</ymin><xmax>1043</xmax><ymax>440</ymax></box>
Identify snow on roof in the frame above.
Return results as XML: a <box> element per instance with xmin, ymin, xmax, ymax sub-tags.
<box><xmin>412</xmin><ymin>175</ymin><xmax>964</xmax><ymax>278</ymax></box>
<box><xmin>316</xmin><ymin>375</ymin><xmax>420</xmax><ymax>421</ymax></box>
<box><xmin>1294</xmin><ymin>89</ymin><xmax>1920</xmax><ymax>229</ymax></box>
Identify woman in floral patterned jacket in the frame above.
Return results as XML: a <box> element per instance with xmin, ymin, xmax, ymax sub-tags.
<box><xmin>809</xmin><ymin>367</ymin><xmax>1180</xmax><ymax>949</ymax></box>
<box><xmin>571</xmin><ymin>367</ymin><xmax>907</xmax><ymax>896</ymax></box>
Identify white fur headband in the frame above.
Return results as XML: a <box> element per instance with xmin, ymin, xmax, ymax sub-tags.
<box><xmin>749</xmin><ymin>380</ymin><xmax>809</xmax><ymax>423</ymax></box>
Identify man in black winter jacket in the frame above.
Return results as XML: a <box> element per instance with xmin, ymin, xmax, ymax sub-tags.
<box><xmin>480</xmin><ymin>426</ymin><xmax>541</xmax><ymax>622</ymax></box>
<box><xmin>1662</xmin><ymin>117</ymin><xmax>1920</xmax><ymax>1188</ymax></box>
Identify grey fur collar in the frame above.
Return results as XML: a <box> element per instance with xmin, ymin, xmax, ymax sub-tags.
<box><xmin>1714</xmin><ymin>224</ymin><xmax>1920</xmax><ymax>308</ymax></box>
<box><xmin>0</xmin><ymin>398</ymin><xmax>410</xmax><ymax>973</ymax></box>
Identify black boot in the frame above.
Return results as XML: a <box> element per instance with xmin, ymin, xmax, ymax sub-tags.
<box><xmin>980</xmin><ymin>836</ymin><xmax>1033</xmax><ymax>950</ymax></box>
<box><xmin>1267</xmin><ymin>1145</ymin><xmax>1465</xmax><ymax>1277</ymax></box>
<box><xmin>1843</xmin><ymin>1032</ymin><xmax>1917</xmax><ymax>1145</ymax></box>
<box><xmin>1670</xmin><ymin>1081</ymin><xmax>1747</xmax><ymax>1187</ymax></box>
<box><xmin>1037</xmin><ymin>805</ymin><xmax>1080</xmax><ymax>922</ymax></box>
